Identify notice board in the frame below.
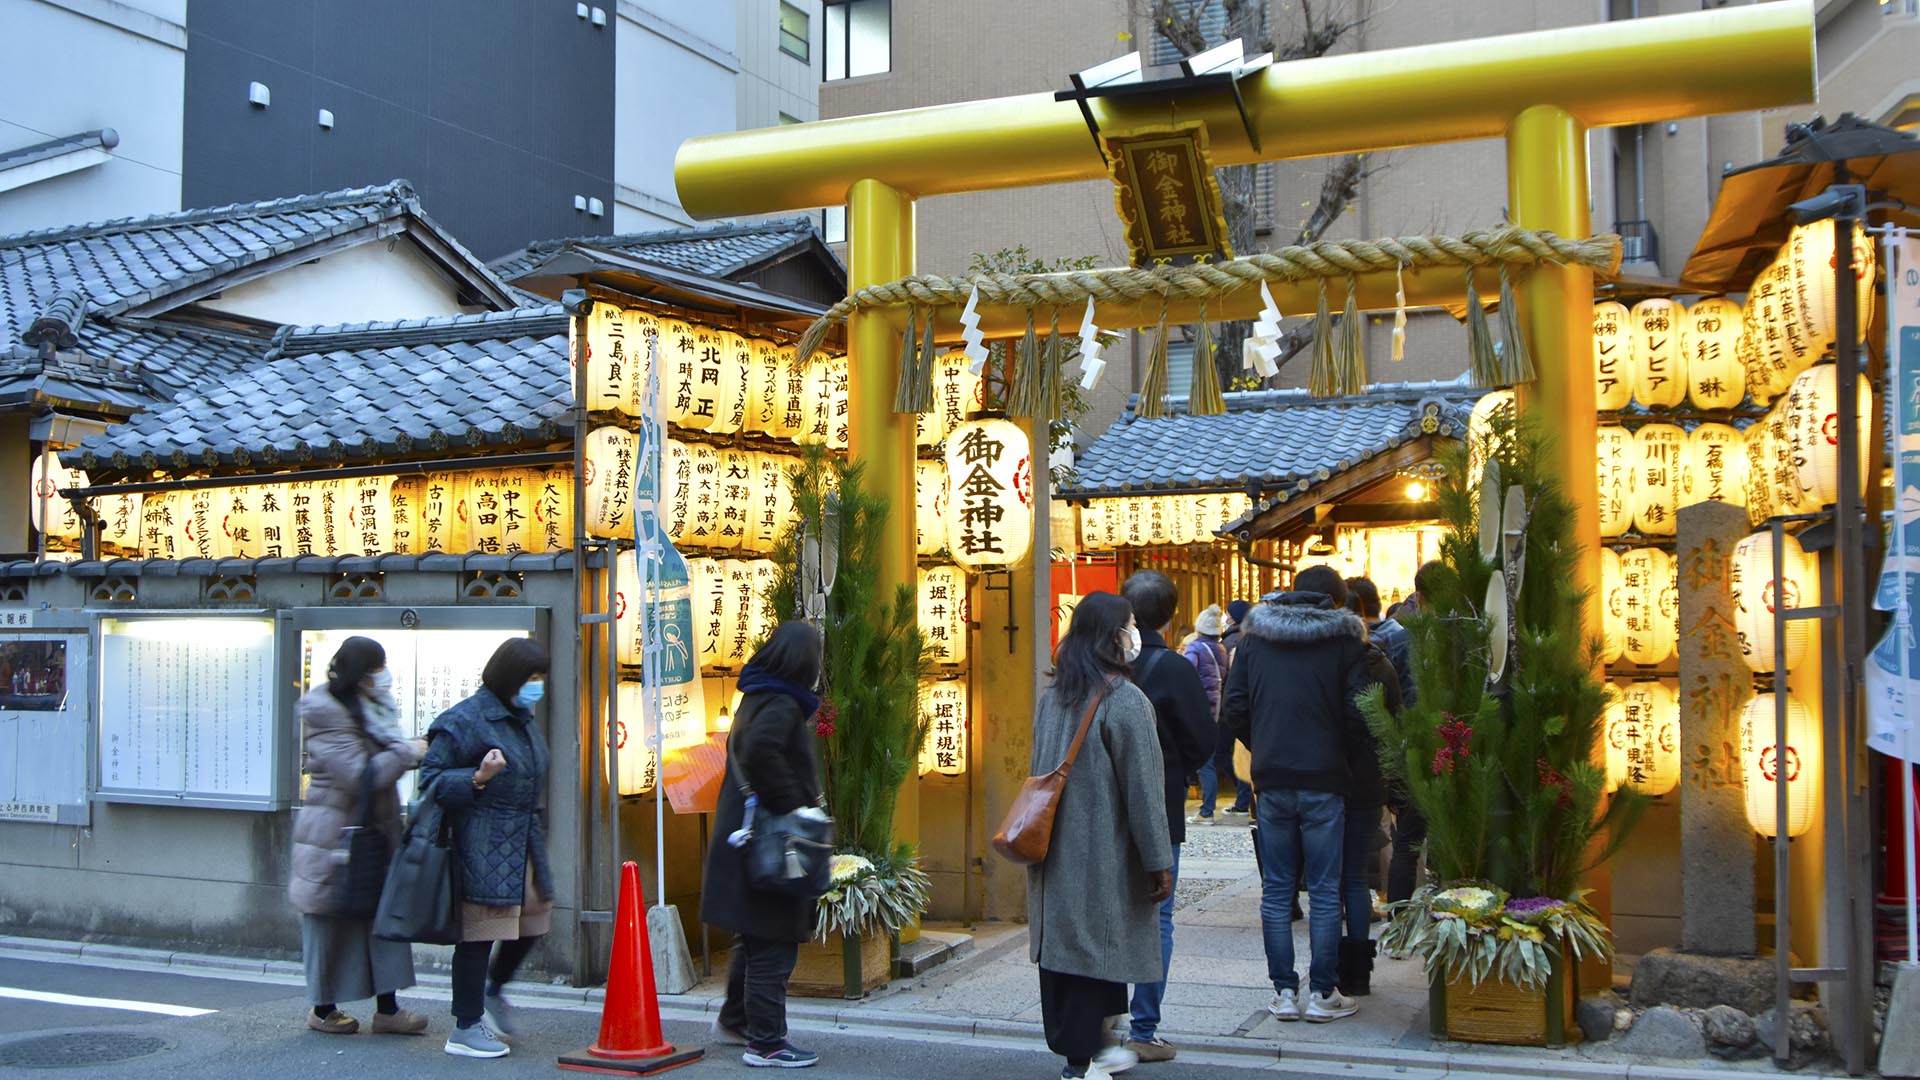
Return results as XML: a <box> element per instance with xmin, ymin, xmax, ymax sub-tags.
<box><xmin>96</xmin><ymin>615</ymin><xmax>278</xmax><ymax>809</ymax></box>
<box><xmin>0</xmin><ymin>631</ymin><xmax>90</xmax><ymax>824</ymax></box>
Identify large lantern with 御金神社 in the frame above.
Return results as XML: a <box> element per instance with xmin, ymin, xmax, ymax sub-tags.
<box><xmin>943</xmin><ymin>418</ymin><xmax>1032</xmax><ymax>572</ymax></box>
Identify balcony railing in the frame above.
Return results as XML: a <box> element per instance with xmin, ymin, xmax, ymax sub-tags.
<box><xmin>1615</xmin><ymin>219</ymin><xmax>1660</xmax><ymax>267</ymax></box>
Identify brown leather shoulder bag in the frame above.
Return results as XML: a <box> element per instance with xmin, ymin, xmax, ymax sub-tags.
<box><xmin>990</xmin><ymin>677</ymin><xmax>1117</xmax><ymax>865</ymax></box>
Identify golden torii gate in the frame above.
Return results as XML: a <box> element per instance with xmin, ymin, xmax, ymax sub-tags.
<box><xmin>675</xmin><ymin>2</ymin><xmax>1815</xmax><ymax>930</ymax></box>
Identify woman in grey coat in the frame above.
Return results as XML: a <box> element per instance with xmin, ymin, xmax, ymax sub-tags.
<box><xmin>289</xmin><ymin>636</ymin><xmax>428</xmax><ymax>1036</ymax></box>
<box><xmin>1028</xmin><ymin>591</ymin><xmax>1175</xmax><ymax>1080</ymax></box>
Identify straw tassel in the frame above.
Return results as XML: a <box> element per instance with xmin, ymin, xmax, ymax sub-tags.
<box><xmin>1338</xmin><ymin>274</ymin><xmax>1367</xmax><ymax>395</ymax></box>
<box><xmin>1497</xmin><ymin>265</ymin><xmax>1536</xmax><ymax>386</ymax></box>
<box><xmin>1138</xmin><ymin>311</ymin><xmax>1171</xmax><ymax>419</ymax></box>
<box><xmin>1392</xmin><ymin>262</ymin><xmax>1407</xmax><ymax>362</ymax></box>
<box><xmin>892</xmin><ymin>307</ymin><xmax>920</xmax><ymax>413</ymax></box>
<box><xmin>1188</xmin><ymin>304</ymin><xmax>1225</xmax><ymax>416</ymax></box>
<box><xmin>1308</xmin><ymin>281</ymin><xmax>1337</xmax><ymax>398</ymax></box>
<box><xmin>1043</xmin><ymin>307</ymin><xmax>1065</xmax><ymax>422</ymax></box>
<box><xmin>914</xmin><ymin>309</ymin><xmax>938</xmax><ymax>412</ymax></box>
<box><xmin>1011</xmin><ymin>309</ymin><xmax>1042</xmax><ymax>416</ymax></box>
<box><xmin>1465</xmin><ymin>269</ymin><xmax>1501</xmax><ymax>389</ymax></box>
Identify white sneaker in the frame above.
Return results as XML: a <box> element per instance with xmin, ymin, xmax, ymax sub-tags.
<box><xmin>1092</xmin><ymin>1044</ymin><xmax>1138</xmax><ymax>1073</ymax></box>
<box><xmin>1304</xmin><ymin>988</ymin><xmax>1358</xmax><ymax>1023</ymax></box>
<box><xmin>1267</xmin><ymin>988</ymin><xmax>1300</xmax><ymax>1022</ymax></box>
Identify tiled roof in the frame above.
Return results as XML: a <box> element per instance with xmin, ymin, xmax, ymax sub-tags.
<box><xmin>77</xmin><ymin>306</ymin><xmax>571</xmax><ymax>475</ymax></box>
<box><xmin>491</xmin><ymin>215</ymin><xmax>828</xmax><ymax>282</ymax></box>
<box><xmin>0</xmin><ymin>550</ymin><xmax>595</xmax><ymax>580</ymax></box>
<box><xmin>1066</xmin><ymin>380</ymin><xmax>1485</xmax><ymax>499</ymax></box>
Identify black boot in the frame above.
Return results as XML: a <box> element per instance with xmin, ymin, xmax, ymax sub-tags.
<box><xmin>1338</xmin><ymin>939</ymin><xmax>1374</xmax><ymax>996</ymax></box>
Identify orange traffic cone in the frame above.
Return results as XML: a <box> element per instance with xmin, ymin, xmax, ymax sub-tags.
<box><xmin>558</xmin><ymin>861</ymin><xmax>704</xmax><ymax>1075</ymax></box>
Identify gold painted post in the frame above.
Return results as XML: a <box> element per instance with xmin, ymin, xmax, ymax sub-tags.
<box><xmin>1506</xmin><ymin>105</ymin><xmax>1609</xmax><ymax>998</ymax></box>
<box><xmin>846</xmin><ymin>178</ymin><xmax>922</xmax><ymax>942</ymax></box>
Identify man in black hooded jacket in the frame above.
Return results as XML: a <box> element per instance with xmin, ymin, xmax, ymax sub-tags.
<box><xmin>1222</xmin><ymin>565</ymin><xmax>1374</xmax><ymax>1025</ymax></box>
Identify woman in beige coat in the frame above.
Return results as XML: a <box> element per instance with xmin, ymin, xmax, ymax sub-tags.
<box><xmin>289</xmin><ymin>636</ymin><xmax>428</xmax><ymax>1035</ymax></box>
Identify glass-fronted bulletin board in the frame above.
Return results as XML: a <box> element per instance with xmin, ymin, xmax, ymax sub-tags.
<box><xmin>94</xmin><ymin>613</ymin><xmax>280</xmax><ymax>809</ymax></box>
<box><xmin>1</xmin><ymin>627</ymin><xmax>90</xmax><ymax>824</ymax></box>
<box><xmin>280</xmin><ymin>607</ymin><xmax>543</xmax><ymax>806</ymax></box>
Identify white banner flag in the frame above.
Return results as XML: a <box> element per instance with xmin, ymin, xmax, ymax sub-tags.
<box><xmin>1868</xmin><ymin>229</ymin><xmax>1920</xmax><ymax>764</ymax></box>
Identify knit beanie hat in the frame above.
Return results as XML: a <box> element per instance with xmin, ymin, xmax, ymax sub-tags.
<box><xmin>1195</xmin><ymin>604</ymin><xmax>1225</xmax><ymax>637</ymax></box>
<box><xmin>1226</xmin><ymin>599</ymin><xmax>1252</xmax><ymax>626</ymax></box>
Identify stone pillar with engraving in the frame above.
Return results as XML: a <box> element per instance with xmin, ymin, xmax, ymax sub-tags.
<box><xmin>1675</xmin><ymin>500</ymin><xmax>1758</xmax><ymax>956</ymax></box>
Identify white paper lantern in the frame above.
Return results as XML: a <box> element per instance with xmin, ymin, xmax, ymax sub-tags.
<box><xmin>94</xmin><ymin>492</ymin><xmax>143</xmax><ymax>551</ymax></box>
<box><xmin>746</xmin><ymin>339</ymin><xmax>788</xmax><ymax>437</ymax></box>
<box><xmin>919</xmin><ymin>564</ymin><xmax>968</xmax><ymax>664</ymax></box>
<box><xmin>712</xmin><ymin>448</ymin><xmax>752</xmax><ymax>551</ymax></box>
<box><xmin>663</xmin><ymin>438</ymin><xmax>693</xmax><ymax>543</ymax></box>
<box><xmin>1596</xmin><ymin>425</ymin><xmax>1635</xmax><ymax>539</ymax></box>
<box><xmin>1783</xmin><ymin>363</ymin><xmax>1872</xmax><ymax>511</ymax></box>
<box><xmin>660</xmin><ymin>318</ymin><xmax>730</xmax><ymax>430</ymax></box>
<box><xmin>915</xmin><ymin>458</ymin><xmax>946</xmax><ymax>556</ymax></box>
<box><xmin>285</xmin><ymin>480</ymin><xmax>325</xmax><ymax>556</ymax></box>
<box><xmin>1786</xmin><ymin>220</ymin><xmax>1875</xmax><ymax>353</ymax></box>
<box><xmin>615</xmin><ymin>548</ymin><xmax>642</xmax><ymax>665</ymax></box>
<box><xmin>1730</xmin><ymin>530</ymin><xmax>1817</xmax><ymax>674</ymax></box>
<box><xmin>918</xmin><ymin>679</ymin><xmax>969</xmax><ymax>777</ymax></box>
<box><xmin>1619</xmin><ymin>547</ymin><xmax>1674</xmax><ymax>665</ymax></box>
<box><xmin>1592</xmin><ymin>301</ymin><xmax>1633</xmax><ymax>411</ymax></box>
<box><xmin>827</xmin><ymin>353</ymin><xmax>850</xmax><ymax>451</ymax></box>
<box><xmin>531</xmin><ymin>467</ymin><xmax>573</xmax><ymax>554</ymax></box>
<box><xmin>1166</xmin><ymin>496</ymin><xmax>1195</xmax><ymax>546</ymax></box>
<box><xmin>1146</xmin><ymin>495</ymin><xmax>1172</xmax><ymax>547</ymax></box>
<box><xmin>684</xmin><ymin>442</ymin><xmax>723</xmax><ymax>548</ymax></box>
<box><xmin>1606</xmin><ymin>681</ymin><xmax>1680</xmax><ymax>795</ymax></box>
<box><xmin>750</xmin><ymin>559</ymin><xmax>780</xmax><ymax>643</ymax></box>
<box><xmin>778</xmin><ymin>348</ymin><xmax>810</xmax><ymax>443</ymax></box>
<box><xmin>719</xmin><ymin>332</ymin><xmax>754</xmax><ymax>435</ymax></box>
<box><xmin>690</xmin><ymin>556</ymin><xmax>726</xmax><ymax>672</ymax></box>
<box><xmin>1632</xmin><ymin>423</ymin><xmax>1685</xmax><ymax>536</ymax></box>
<box><xmin>582</xmin><ymin>301</ymin><xmax>654</xmax><ymax>414</ymax></box>
<box><xmin>140</xmin><ymin>489</ymin><xmax>190</xmax><ymax>559</ymax></box>
<box><xmin>1742</xmin><ymin>260</ymin><xmax>1801</xmax><ymax>405</ymax></box>
<box><xmin>1682</xmin><ymin>423</ymin><xmax>1746</xmax><ymax>508</ymax></box>
<box><xmin>1469</xmin><ymin>389</ymin><xmax>1515</xmax><ymax>480</ymax></box>
<box><xmin>27</xmin><ymin>451</ymin><xmax>86</xmax><ymax>541</ymax></box>
<box><xmin>389</xmin><ymin>477</ymin><xmax>423</xmax><ymax>554</ymax></box>
<box><xmin>467</xmin><ymin>469</ymin><xmax>533</xmax><ymax>555</ymax></box>
<box><xmin>1681</xmin><ymin>297</ymin><xmax>1745</xmax><ymax>409</ymax></box>
<box><xmin>1743</xmin><ymin>420</ymin><xmax>1774</xmax><ymax>526</ymax></box>
<box><xmin>413</xmin><ymin>474</ymin><xmax>467</xmax><ymax>553</ymax></box>
<box><xmin>1077</xmin><ymin>500</ymin><xmax>1108</xmax><ymax>552</ymax></box>
<box><xmin>723</xmin><ymin>559</ymin><xmax>758</xmax><ymax>667</ymax></box>
<box><xmin>944</xmin><ymin>418</ymin><xmax>1033</xmax><ymax>571</ymax></box>
<box><xmin>1601</xmin><ymin>547</ymin><xmax>1624</xmax><ymax>664</ymax></box>
<box><xmin>1763</xmin><ymin>395</ymin><xmax>1804</xmax><ymax>515</ymax></box>
<box><xmin>919</xmin><ymin>351</ymin><xmax>984</xmax><ymax>447</ymax></box>
<box><xmin>750</xmin><ymin>453</ymin><xmax>798</xmax><ymax>553</ymax></box>
<box><xmin>797</xmin><ymin>353</ymin><xmax>834</xmax><ymax>447</ymax></box>
<box><xmin>1739</xmin><ymin>693</ymin><xmax>1820</xmax><ymax>838</ymax></box>
<box><xmin>613</xmin><ymin>681</ymin><xmax>657</xmax><ymax>796</ymax></box>
<box><xmin>584</xmin><ymin>425</ymin><xmax>638</xmax><ymax>540</ymax></box>
<box><xmin>184</xmin><ymin>485</ymin><xmax>221</xmax><ymax>559</ymax></box>
<box><xmin>1628</xmin><ymin>298</ymin><xmax>1686</xmax><ymax>408</ymax></box>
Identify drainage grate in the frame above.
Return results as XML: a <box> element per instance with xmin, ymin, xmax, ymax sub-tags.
<box><xmin>0</xmin><ymin>1033</ymin><xmax>169</xmax><ymax>1069</ymax></box>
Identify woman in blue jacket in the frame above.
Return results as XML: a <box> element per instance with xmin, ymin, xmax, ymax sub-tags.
<box><xmin>418</xmin><ymin>637</ymin><xmax>553</xmax><ymax>1060</ymax></box>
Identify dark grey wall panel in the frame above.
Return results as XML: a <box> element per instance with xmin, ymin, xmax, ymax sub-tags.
<box><xmin>185</xmin><ymin>0</ymin><xmax>613</xmax><ymax>260</ymax></box>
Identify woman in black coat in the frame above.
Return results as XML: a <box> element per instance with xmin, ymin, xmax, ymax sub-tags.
<box><xmin>702</xmin><ymin>621</ymin><xmax>826</xmax><ymax>1070</ymax></box>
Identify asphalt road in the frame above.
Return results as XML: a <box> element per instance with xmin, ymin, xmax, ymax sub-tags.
<box><xmin>0</xmin><ymin>954</ymin><xmax>1380</xmax><ymax>1080</ymax></box>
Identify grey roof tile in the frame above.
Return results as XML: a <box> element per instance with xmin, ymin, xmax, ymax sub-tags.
<box><xmin>490</xmin><ymin>216</ymin><xmax>830</xmax><ymax>282</ymax></box>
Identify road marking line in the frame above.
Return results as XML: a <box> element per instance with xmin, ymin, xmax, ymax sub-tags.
<box><xmin>0</xmin><ymin>986</ymin><xmax>214</xmax><ymax>1017</ymax></box>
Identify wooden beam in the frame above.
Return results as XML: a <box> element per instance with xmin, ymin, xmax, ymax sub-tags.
<box><xmin>1228</xmin><ymin>436</ymin><xmax>1441</xmax><ymax>542</ymax></box>
<box><xmin>1326</xmin><ymin>501</ymin><xmax>1444</xmax><ymax>524</ymax></box>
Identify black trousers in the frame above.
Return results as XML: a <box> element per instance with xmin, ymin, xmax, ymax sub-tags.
<box><xmin>1387</xmin><ymin>802</ymin><xmax>1429</xmax><ymax>903</ymax></box>
<box><xmin>719</xmin><ymin>934</ymin><xmax>800</xmax><ymax>1047</ymax></box>
<box><xmin>451</xmin><ymin>935</ymin><xmax>540</xmax><ymax>1024</ymax></box>
<box><xmin>1037</xmin><ymin>967</ymin><xmax>1125</xmax><ymax>1069</ymax></box>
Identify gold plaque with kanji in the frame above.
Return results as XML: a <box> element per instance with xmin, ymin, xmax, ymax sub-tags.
<box><xmin>1101</xmin><ymin>122</ymin><xmax>1233</xmax><ymax>268</ymax></box>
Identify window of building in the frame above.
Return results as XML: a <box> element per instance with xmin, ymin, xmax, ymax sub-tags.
<box><xmin>824</xmin><ymin>205</ymin><xmax>846</xmax><ymax>244</ymax></box>
<box><xmin>779</xmin><ymin>2</ymin><xmax>810</xmax><ymax>62</ymax></box>
<box><xmin>825</xmin><ymin>0</ymin><xmax>890</xmax><ymax>81</ymax></box>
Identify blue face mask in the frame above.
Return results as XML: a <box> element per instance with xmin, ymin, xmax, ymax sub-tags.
<box><xmin>513</xmin><ymin>680</ymin><xmax>545</xmax><ymax>709</ymax></box>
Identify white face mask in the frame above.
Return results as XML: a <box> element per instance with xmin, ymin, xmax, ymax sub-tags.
<box><xmin>1120</xmin><ymin>625</ymin><xmax>1142</xmax><ymax>663</ymax></box>
<box><xmin>366</xmin><ymin>669</ymin><xmax>393</xmax><ymax>695</ymax></box>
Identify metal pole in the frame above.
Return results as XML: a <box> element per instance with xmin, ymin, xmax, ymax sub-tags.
<box><xmin>1891</xmin><ymin>229</ymin><xmax>1919</xmax><ymax>967</ymax></box>
<box><xmin>1771</xmin><ymin>514</ymin><xmax>1791</xmax><ymax>1067</ymax></box>
<box><xmin>569</xmin><ymin>308</ymin><xmax>598</xmax><ymax>981</ymax></box>
<box><xmin>606</xmin><ymin>535</ymin><xmax>622</xmax><ymax>881</ymax></box>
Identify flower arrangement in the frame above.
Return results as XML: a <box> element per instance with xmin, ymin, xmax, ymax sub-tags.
<box><xmin>1382</xmin><ymin>883</ymin><xmax>1613</xmax><ymax>991</ymax></box>
<box><xmin>814</xmin><ymin>848</ymin><xmax>932</xmax><ymax>942</ymax></box>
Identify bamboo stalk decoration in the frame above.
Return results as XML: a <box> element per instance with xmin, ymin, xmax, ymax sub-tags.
<box><xmin>1308</xmin><ymin>281</ymin><xmax>1337</xmax><ymax>398</ymax></box>
<box><xmin>1465</xmin><ymin>269</ymin><xmax>1501</xmax><ymax>389</ymax></box>
<box><xmin>792</xmin><ymin>226</ymin><xmax>1623</xmax><ymax>364</ymax></box>
<box><xmin>1497</xmin><ymin>265</ymin><xmax>1536</xmax><ymax>386</ymax></box>
<box><xmin>892</xmin><ymin>307</ymin><xmax>921</xmax><ymax>413</ymax></box>
<box><xmin>1188</xmin><ymin>304</ymin><xmax>1225</xmax><ymax>415</ymax></box>
<box><xmin>1337</xmin><ymin>273</ymin><xmax>1368</xmax><ymax>396</ymax></box>
<box><xmin>1137</xmin><ymin>311</ymin><xmax>1172</xmax><ymax>419</ymax></box>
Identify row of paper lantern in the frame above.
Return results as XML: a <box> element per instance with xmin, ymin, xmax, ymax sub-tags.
<box><xmin>610</xmin><ymin>678</ymin><xmax>710</xmax><ymax>797</ymax></box>
<box><xmin>917</xmin><ymin>679</ymin><xmax>968</xmax><ymax>776</ymax></box>
<box><xmin>1298</xmin><ymin>525</ymin><xmax>1450</xmax><ymax>607</ymax></box>
<box><xmin>579</xmin><ymin>304</ymin><xmax>991</xmax><ymax>450</ymax></box>
<box><xmin>1600</xmin><ymin>682</ymin><xmax>1818</xmax><ymax>838</ymax></box>
<box><xmin>582</xmin><ymin>429</ymin><xmax>803</xmax><ymax>552</ymax></box>
<box><xmin>1602</xmin><ymin>529</ymin><xmax>1819</xmax><ymax>673</ymax></box>
<box><xmin>614</xmin><ymin>552</ymin><xmax>779</xmax><ymax>673</ymax></box>
<box><xmin>1590</xmin><ymin>363</ymin><xmax>1868</xmax><ymax>538</ymax></box>
<box><xmin>1073</xmin><ymin>493</ymin><xmax>1256</xmax><ymax>552</ymax></box>
<box><xmin>578</xmin><ymin>304</ymin><xmax>850</xmax><ymax>448</ymax></box>
<box><xmin>1589</xmin><ymin>223</ymin><xmax>1872</xmax><ymax>413</ymax></box>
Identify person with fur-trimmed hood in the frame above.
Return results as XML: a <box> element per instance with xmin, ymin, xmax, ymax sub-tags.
<box><xmin>1222</xmin><ymin>565</ymin><xmax>1376</xmax><ymax>1025</ymax></box>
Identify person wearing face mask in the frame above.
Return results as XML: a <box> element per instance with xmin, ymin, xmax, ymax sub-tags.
<box><xmin>289</xmin><ymin>635</ymin><xmax>431</xmax><ymax>1036</ymax></box>
<box><xmin>418</xmin><ymin>637</ymin><xmax>554</xmax><ymax>1059</ymax></box>
<box><xmin>1027</xmin><ymin>591</ymin><xmax>1174</xmax><ymax>1080</ymax></box>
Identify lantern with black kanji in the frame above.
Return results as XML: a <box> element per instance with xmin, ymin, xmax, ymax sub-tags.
<box><xmin>1730</xmin><ymin>529</ymin><xmax>1817</xmax><ymax>674</ymax></box>
<box><xmin>1629</xmin><ymin>298</ymin><xmax>1686</xmax><ymax>408</ymax></box>
<box><xmin>1632</xmin><ymin>423</ymin><xmax>1685</xmax><ymax>536</ymax></box>
<box><xmin>1592</xmin><ymin>301</ymin><xmax>1632</xmax><ymax>411</ymax></box>
<box><xmin>1596</xmin><ymin>425</ymin><xmax>1634</xmax><ymax>539</ymax></box>
<box><xmin>1683</xmin><ymin>297</ymin><xmax>1744</xmax><ymax>410</ymax></box>
<box><xmin>943</xmin><ymin>418</ymin><xmax>1032</xmax><ymax>572</ymax></box>
<box><xmin>918</xmin><ymin>679</ymin><xmax>969</xmax><ymax>777</ymax></box>
<box><xmin>918</xmin><ymin>564</ymin><xmax>968</xmax><ymax>664</ymax></box>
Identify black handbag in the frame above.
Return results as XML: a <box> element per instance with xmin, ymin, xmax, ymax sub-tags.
<box><xmin>729</xmin><ymin>704</ymin><xmax>834</xmax><ymax>898</ymax></box>
<box><xmin>373</xmin><ymin>790</ymin><xmax>463</xmax><ymax>944</ymax></box>
<box><xmin>329</xmin><ymin>762</ymin><xmax>392</xmax><ymax>919</ymax></box>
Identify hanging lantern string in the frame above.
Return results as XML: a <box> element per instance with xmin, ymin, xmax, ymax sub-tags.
<box><xmin>794</xmin><ymin>226</ymin><xmax>1623</xmax><ymax>364</ymax></box>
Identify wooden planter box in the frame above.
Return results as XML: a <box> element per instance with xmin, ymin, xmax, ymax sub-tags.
<box><xmin>1432</xmin><ymin>951</ymin><xmax>1580</xmax><ymax>1047</ymax></box>
<box><xmin>790</xmin><ymin>931</ymin><xmax>890</xmax><ymax>999</ymax></box>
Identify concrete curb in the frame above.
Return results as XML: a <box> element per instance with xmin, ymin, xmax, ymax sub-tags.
<box><xmin>0</xmin><ymin>933</ymin><xmax>1848</xmax><ymax>1079</ymax></box>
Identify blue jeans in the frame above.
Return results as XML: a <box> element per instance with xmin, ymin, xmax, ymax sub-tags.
<box><xmin>1127</xmin><ymin>845</ymin><xmax>1179</xmax><ymax>1042</ymax></box>
<box><xmin>1196</xmin><ymin>723</ymin><xmax>1251</xmax><ymax>816</ymax></box>
<box><xmin>1341</xmin><ymin>805</ymin><xmax>1378</xmax><ymax>943</ymax></box>
<box><xmin>1256</xmin><ymin>789</ymin><xmax>1344</xmax><ymax>996</ymax></box>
